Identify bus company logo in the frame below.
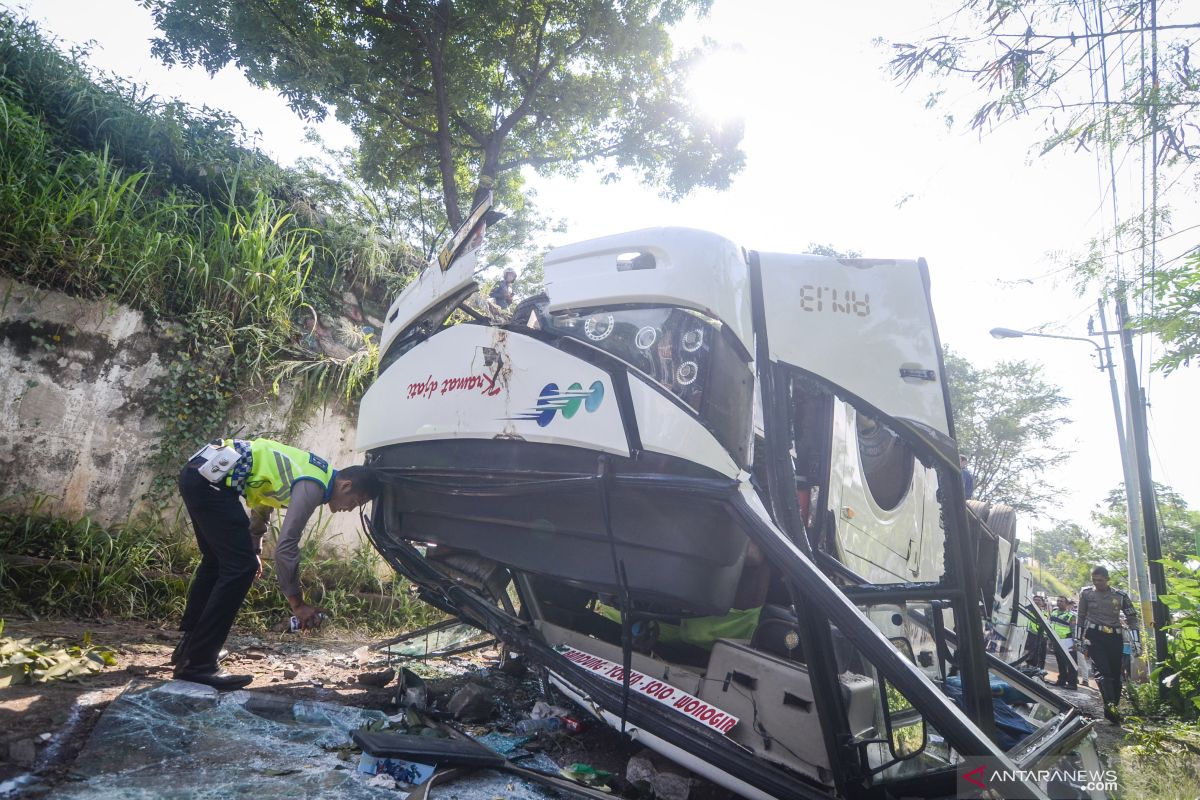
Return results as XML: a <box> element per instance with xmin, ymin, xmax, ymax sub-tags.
<box><xmin>512</xmin><ymin>381</ymin><xmax>605</xmax><ymax>427</ymax></box>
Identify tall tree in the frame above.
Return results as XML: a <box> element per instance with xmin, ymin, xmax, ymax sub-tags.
<box><xmin>295</xmin><ymin>136</ymin><xmax>560</xmax><ymax>273</ymax></box>
<box><xmin>887</xmin><ymin>1</ymin><xmax>1199</xmax><ymax>374</ymax></box>
<box><xmin>1028</xmin><ymin>521</ymin><xmax>1125</xmax><ymax>594</ymax></box>
<box><xmin>1139</xmin><ymin>249</ymin><xmax>1200</xmax><ymax>374</ymax></box>
<box><xmin>943</xmin><ymin>347</ymin><xmax>1072</xmax><ymax>513</ymax></box>
<box><xmin>887</xmin><ymin>1</ymin><xmax>1200</xmax><ymax>168</ymax></box>
<box><xmin>1094</xmin><ymin>481</ymin><xmax>1200</xmax><ymax>562</ymax></box>
<box><xmin>142</xmin><ymin>0</ymin><xmax>745</xmax><ymax>229</ymax></box>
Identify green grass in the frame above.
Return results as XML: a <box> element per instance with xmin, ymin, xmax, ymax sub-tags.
<box><xmin>0</xmin><ymin>501</ymin><xmax>441</xmax><ymax>635</ymax></box>
<box><xmin>0</xmin><ymin>93</ymin><xmax>314</xmax><ymax>328</ymax></box>
<box><xmin>0</xmin><ymin>12</ymin><xmax>287</xmax><ymax>207</ymax></box>
<box><xmin>1115</xmin><ymin>719</ymin><xmax>1200</xmax><ymax>799</ymax></box>
<box><xmin>0</xmin><ymin>9</ymin><xmax>415</xmax><ymax>439</ymax></box>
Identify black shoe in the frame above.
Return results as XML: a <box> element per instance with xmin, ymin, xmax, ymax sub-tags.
<box><xmin>170</xmin><ymin>634</ymin><xmax>228</xmax><ymax>666</ymax></box>
<box><xmin>170</xmin><ymin>633</ymin><xmax>190</xmax><ymax>666</ymax></box>
<box><xmin>173</xmin><ymin>666</ymin><xmax>253</xmax><ymax>691</ymax></box>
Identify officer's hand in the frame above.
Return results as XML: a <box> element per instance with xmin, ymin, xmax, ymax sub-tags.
<box><xmin>294</xmin><ymin>603</ymin><xmax>326</xmax><ymax>630</ymax></box>
<box><xmin>255</xmin><ymin>555</ymin><xmax>263</xmax><ymax>580</ymax></box>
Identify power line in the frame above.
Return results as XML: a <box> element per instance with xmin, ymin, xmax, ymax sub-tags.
<box><xmin>991</xmin><ymin>22</ymin><xmax>1200</xmax><ymax>41</ymax></box>
<box><xmin>1148</xmin><ymin>0</ymin><xmax>1162</xmax><ymax>402</ymax></box>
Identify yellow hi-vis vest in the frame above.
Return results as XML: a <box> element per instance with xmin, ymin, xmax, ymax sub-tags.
<box><xmin>234</xmin><ymin>438</ymin><xmax>335</xmax><ymax>510</ymax></box>
<box><xmin>1048</xmin><ymin>609</ymin><xmax>1074</xmax><ymax>640</ymax></box>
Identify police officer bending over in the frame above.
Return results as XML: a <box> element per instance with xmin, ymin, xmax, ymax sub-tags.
<box><xmin>173</xmin><ymin>437</ymin><xmax>381</xmax><ymax>690</ymax></box>
<box><xmin>1076</xmin><ymin>565</ymin><xmax>1140</xmax><ymax>723</ymax></box>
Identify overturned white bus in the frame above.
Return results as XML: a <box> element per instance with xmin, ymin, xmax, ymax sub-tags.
<box><xmin>355</xmin><ymin>198</ymin><xmax>1102</xmax><ymax>800</ymax></box>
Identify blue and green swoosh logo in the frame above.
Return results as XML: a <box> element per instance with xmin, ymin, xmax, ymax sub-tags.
<box><xmin>512</xmin><ymin>381</ymin><xmax>605</xmax><ymax>427</ymax></box>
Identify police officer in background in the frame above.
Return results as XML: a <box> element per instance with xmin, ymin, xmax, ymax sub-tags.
<box><xmin>1077</xmin><ymin>565</ymin><xmax>1140</xmax><ymax>723</ymax></box>
<box><xmin>1048</xmin><ymin>596</ymin><xmax>1077</xmax><ymax>689</ymax></box>
<box><xmin>173</xmin><ymin>437</ymin><xmax>381</xmax><ymax>689</ymax></box>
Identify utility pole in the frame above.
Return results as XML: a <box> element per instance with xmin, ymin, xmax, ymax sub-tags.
<box><xmin>1096</xmin><ymin>300</ymin><xmax>1153</xmax><ymax>641</ymax></box>
<box><xmin>1115</xmin><ymin>287</ymin><xmax>1170</xmax><ymax>678</ymax></box>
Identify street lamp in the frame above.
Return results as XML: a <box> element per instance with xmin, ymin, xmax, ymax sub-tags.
<box><xmin>991</xmin><ymin>316</ymin><xmax>1156</xmax><ymax>679</ymax></box>
<box><xmin>988</xmin><ymin>327</ymin><xmax>1112</xmax><ymax>370</ymax></box>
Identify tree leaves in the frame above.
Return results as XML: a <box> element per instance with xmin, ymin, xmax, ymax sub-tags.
<box><xmin>1095</xmin><ymin>482</ymin><xmax>1200</xmax><ymax>562</ymax></box>
<box><xmin>1139</xmin><ymin>250</ymin><xmax>1200</xmax><ymax>374</ymax></box>
<box><xmin>944</xmin><ymin>346</ymin><xmax>1071</xmax><ymax>513</ymax></box>
<box><xmin>142</xmin><ymin>0</ymin><xmax>745</xmax><ymax>228</ymax></box>
<box><xmin>0</xmin><ymin>624</ymin><xmax>118</xmax><ymax>687</ymax></box>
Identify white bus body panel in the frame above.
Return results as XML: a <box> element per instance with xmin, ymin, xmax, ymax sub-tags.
<box><xmin>543</xmin><ymin>228</ymin><xmax>754</xmax><ymax>358</ymax></box>
<box><xmin>357</xmin><ymin>324</ymin><xmax>629</xmax><ymax>456</ymax></box>
<box><xmin>627</xmin><ymin>379</ymin><xmax>740</xmax><ymax>478</ymax></box>
<box><xmin>376</xmin><ymin>244</ymin><xmax>482</xmax><ymax>360</ymax></box>
<box><xmin>757</xmin><ymin>254</ymin><xmax>950</xmax><ymax>438</ymax></box>
<box><xmin>827</xmin><ymin>401</ymin><xmax>945</xmax><ymax>584</ymax></box>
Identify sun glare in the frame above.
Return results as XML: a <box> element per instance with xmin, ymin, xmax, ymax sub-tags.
<box><xmin>687</xmin><ymin>48</ymin><xmax>752</xmax><ymax>124</ymax></box>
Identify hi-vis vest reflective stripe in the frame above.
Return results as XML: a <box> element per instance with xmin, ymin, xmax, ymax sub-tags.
<box><xmin>234</xmin><ymin>438</ymin><xmax>335</xmax><ymax>510</ymax></box>
<box><xmin>1048</xmin><ymin>610</ymin><xmax>1073</xmax><ymax>639</ymax></box>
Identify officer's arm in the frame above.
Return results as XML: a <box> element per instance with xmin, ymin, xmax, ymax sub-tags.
<box><xmin>248</xmin><ymin>507</ymin><xmax>272</xmax><ymax>555</ymax></box>
<box><xmin>274</xmin><ymin>481</ymin><xmax>324</xmax><ymax>609</ymax></box>
<box><xmin>1075</xmin><ymin>592</ymin><xmax>1089</xmax><ymax>640</ymax></box>
<box><xmin>1122</xmin><ymin>592</ymin><xmax>1141</xmax><ymax>631</ymax></box>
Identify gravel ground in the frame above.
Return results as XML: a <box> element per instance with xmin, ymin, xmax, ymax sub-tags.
<box><xmin>0</xmin><ymin>618</ymin><xmax>1148</xmax><ymax>798</ymax></box>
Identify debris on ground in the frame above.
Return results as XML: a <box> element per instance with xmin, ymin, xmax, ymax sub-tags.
<box><xmin>356</xmin><ymin>668</ymin><xmax>395</xmax><ymax>688</ymax></box>
<box><xmin>55</xmin><ymin>681</ymin><xmax>398</xmax><ymax>799</ymax></box>
<box><xmin>445</xmin><ymin>682</ymin><xmax>495</xmax><ymax>722</ymax></box>
<box><xmin>20</xmin><ymin>617</ymin><xmax>1129</xmax><ymax>799</ymax></box>
<box><xmin>559</xmin><ymin>762</ymin><xmax>613</xmax><ymax>792</ymax></box>
<box><xmin>395</xmin><ymin>667</ymin><xmax>427</xmax><ymax>710</ymax></box>
<box><xmin>0</xmin><ymin>621</ymin><xmax>117</xmax><ymax>687</ymax></box>
<box><xmin>627</xmin><ymin>749</ymin><xmax>695</xmax><ymax>800</ymax></box>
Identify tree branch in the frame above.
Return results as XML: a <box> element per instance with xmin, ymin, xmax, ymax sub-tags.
<box><xmin>497</xmin><ymin>142</ymin><xmax>622</xmax><ymax>172</ymax></box>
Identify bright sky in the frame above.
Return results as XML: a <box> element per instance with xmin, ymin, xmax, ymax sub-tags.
<box><xmin>16</xmin><ymin>0</ymin><xmax>1200</xmax><ymax>540</ymax></box>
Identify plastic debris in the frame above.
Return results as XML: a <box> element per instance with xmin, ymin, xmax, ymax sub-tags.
<box><xmin>529</xmin><ymin>701</ymin><xmax>570</xmax><ymax>720</ymax></box>
<box><xmin>351</xmin><ymin>729</ymin><xmax>502</xmax><ymax>768</ymax></box>
<box><xmin>559</xmin><ymin>763</ymin><xmax>612</xmax><ymax>792</ymax></box>
<box><xmin>447</xmin><ymin>682</ymin><xmax>495</xmax><ymax>722</ymax></box>
<box><xmin>626</xmin><ymin>750</ymin><xmax>693</xmax><ymax>800</ymax></box>
<box><xmin>514</xmin><ymin>717</ymin><xmax>562</xmax><ymax>735</ymax></box>
<box><xmin>365</xmin><ymin>773</ymin><xmax>397</xmax><ymax>790</ymax></box>
<box><xmin>396</xmin><ymin>667</ymin><xmax>428</xmax><ymax>710</ymax></box>
<box><xmin>358</xmin><ymin>753</ymin><xmax>435</xmax><ymax>785</ymax></box>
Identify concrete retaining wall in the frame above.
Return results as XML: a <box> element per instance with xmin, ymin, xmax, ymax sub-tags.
<box><xmin>0</xmin><ymin>278</ymin><xmax>367</xmax><ymax>553</ymax></box>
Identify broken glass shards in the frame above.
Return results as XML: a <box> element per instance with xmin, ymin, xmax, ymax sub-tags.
<box><xmin>60</xmin><ymin>681</ymin><xmax>395</xmax><ymax>799</ymax></box>
<box><xmin>378</xmin><ymin>622</ymin><xmax>492</xmax><ymax>659</ymax></box>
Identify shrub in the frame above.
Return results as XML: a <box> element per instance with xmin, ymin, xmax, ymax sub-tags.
<box><xmin>1156</xmin><ymin>559</ymin><xmax>1200</xmax><ymax>720</ymax></box>
<box><xmin>0</xmin><ymin>501</ymin><xmax>439</xmax><ymax>634</ymax></box>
